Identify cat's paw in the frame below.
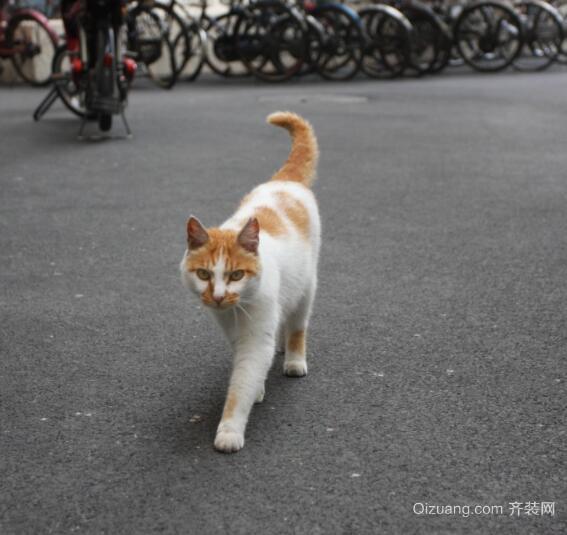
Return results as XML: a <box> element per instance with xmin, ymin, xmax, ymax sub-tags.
<box><xmin>255</xmin><ymin>386</ymin><xmax>265</xmax><ymax>403</ymax></box>
<box><xmin>214</xmin><ymin>430</ymin><xmax>245</xmax><ymax>453</ymax></box>
<box><xmin>283</xmin><ymin>360</ymin><xmax>308</xmax><ymax>377</ymax></box>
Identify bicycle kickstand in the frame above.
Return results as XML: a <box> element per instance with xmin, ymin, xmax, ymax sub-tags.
<box><xmin>33</xmin><ymin>85</ymin><xmax>59</xmax><ymax>122</ymax></box>
<box><xmin>121</xmin><ymin>110</ymin><xmax>133</xmax><ymax>138</ymax></box>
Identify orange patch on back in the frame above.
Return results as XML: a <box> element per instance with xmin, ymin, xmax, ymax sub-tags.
<box><xmin>254</xmin><ymin>206</ymin><xmax>287</xmax><ymax>237</ymax></box>
<box><xmin>222</xmin><ymin>391</ymin><xmax>238</xmax><ymax>420</ymax></box>
<box><xmin>288</xmin><ymin>330</ymin><xmax>306</xmax><ymax>355</ymax></box>
<box><xmin>275</xmin><ymin>192</ymin><xmax>310</xmax><ymax>240</ymax></box>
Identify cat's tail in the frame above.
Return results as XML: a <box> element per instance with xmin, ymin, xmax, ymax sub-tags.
<box><xmin>267</xmin><ymin>111</ymin><xmax>319</xmax><ymax>188</ymax></box>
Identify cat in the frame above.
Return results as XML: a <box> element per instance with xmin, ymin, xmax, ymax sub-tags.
<box><xmin>180</xmin><ymin>111</ymin><xmax>320</xmax><ymax>453</ymax></box>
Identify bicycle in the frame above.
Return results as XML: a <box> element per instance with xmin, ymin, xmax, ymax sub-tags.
<box><xmin>35</xmin><ymin>0</ymin><xmax>136</xmax><ymax>136</ymax></box>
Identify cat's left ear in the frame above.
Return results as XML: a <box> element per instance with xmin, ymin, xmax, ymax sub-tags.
<box><xmin>187</xmin><ymin>216</ymin><xmax>209</xmax><ymax>250</ymax></box>
<box><xmin>238</xmin><ymin>217</ymin><xmax>260</xmax><ymax>254</ymax></box>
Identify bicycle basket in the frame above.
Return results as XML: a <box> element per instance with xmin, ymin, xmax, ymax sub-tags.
<box><xmin>137</xmin><ymin>38</ymin><xmax>162</xmax><ymax>64</ymax></box>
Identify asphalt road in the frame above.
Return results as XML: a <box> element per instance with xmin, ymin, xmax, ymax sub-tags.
<box><xmin>1</xmin><ymin>71</ymin><xmax>566</xmax><ymax>535</ymax></box>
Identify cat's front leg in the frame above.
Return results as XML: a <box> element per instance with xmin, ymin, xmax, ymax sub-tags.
<box><xmin>214</xmin><ymin>336</ymin><xmax>275</xmax><ymax>453</ymax></box>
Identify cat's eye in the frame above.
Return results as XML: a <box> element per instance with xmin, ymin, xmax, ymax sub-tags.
<box><xmin>196</xmin><ymin>269</ymin><xmax>211</xmax><ymax>281</ymax></box>
<box><xmin>229</xmin><ymin>270</ymin><xmax>245</xmax><ymax>282</ymax></box>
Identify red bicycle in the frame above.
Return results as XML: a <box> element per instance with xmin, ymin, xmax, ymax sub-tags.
<box><xmin>0</xmin><ymin>0</ymin><xmax>58</xmax><ymax>86</ymax></box>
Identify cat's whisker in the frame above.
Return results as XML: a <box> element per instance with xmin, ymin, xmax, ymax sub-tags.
<box><xmin>236</xmin><ymin>303</ymin><xmax>253</xmax><ymax>323</ymax></box>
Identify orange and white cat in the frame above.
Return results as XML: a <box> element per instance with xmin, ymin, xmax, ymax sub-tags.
<box><xmin>180</xmin><ymin>112</ymin><xmax>320</xmax><ymax>453</ymax></box>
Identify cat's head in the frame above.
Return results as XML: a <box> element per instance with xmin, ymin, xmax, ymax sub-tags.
<box><xmin>180</xmin><ymin>216</ymin><xmax>261</xmax><ymax>310</ymax></box>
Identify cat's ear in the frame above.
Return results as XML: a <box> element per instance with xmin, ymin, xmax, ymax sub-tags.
<box><xmin>187</xmin><ymin>216</ymin><xmax>209</xmax><ymax>250</ymax></box>
<box><xmin>237</xmin><ymin>217</ymin><xmax>260</xmax><ymax>254</ymax></box>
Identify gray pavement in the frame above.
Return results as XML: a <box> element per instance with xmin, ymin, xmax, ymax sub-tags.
<box><xmin>1</xmin><ymin>72</ymin><xmax>566</xmax><ymax>535</ymax></box>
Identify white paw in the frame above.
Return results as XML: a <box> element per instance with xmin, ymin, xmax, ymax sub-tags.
<box><xmin>214</xmin><ymin>430</ymin><xmax>245</xmax><ymax>453</ymax></box>
<box><xmin>255</xmin><ymin>386</ymin><xmax>265</xmax><ymax>403</ymax></box>
<box><xmin>283</xmin><ymin>360</ymin><xmax>308</xmax><ymax>377</ymax></box>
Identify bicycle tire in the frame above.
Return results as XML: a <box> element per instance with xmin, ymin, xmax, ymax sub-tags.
<box><xmin>173</xmin><ymin>16</ymin><xmax>206</xmax><ymax>81</ymax></box>
<box><xmin>513</xmin><ymin>0</ymin><xmax>563</xmax><ymax>71</ymax></box>
<box><xmin>298</xmin><ymin>14</ymin><xmax>325</xmax><ymax>76</ymax></box>
<box><xmin>359</xmin><ymin>5</ymin><xmax>412</xmax><ymax>79</ymax></box>
<box><xmin>51</xmin><ymin>44</ymin><xmax>95</xmax><ymax>119</ymax></box>
<box><xmin>398</xmin><ymin>1</ymin><xmax>448</xmax><ymax>76</ymax></box>
<box><xmin>454</xmin><ymin>1</ymin><xmax>523</xmax><ymax>72</ymax></box>
<box><xmin>126</xmin><ymin>4</ymin><xmax>179</xmax><ymax>89</ymax></box>
<box><xmin>311</xmin><ymin>4</ymin><xmax>364</xmax><ymax>81</ymax></box>
<box><xmin>554</xmin><ymin>1</ymin><xmax>567</xmax><ymax>64</ymax></box>
<box><xmin>149</xmin><ymin>2</ymin><xmax>194</xmax><ymax>80</ymax></box>
<box><xmin>7</xmin><ymin>13</ymin><xmax>57</xmax><ymax>86</ymax></box>
<box><xmin>234</xmin><ymin>1</ymin><xmax>308</xmax><ymax>82</ymax></box>
<box><xmin>202</xmin><ymin>11</ymin><xmax>251</xmax><ymax>77</ymax></box>
<box><xmin>99</xmin><ymin>113</ymin><xmax>112</xmax><ymax>131</ymax></box>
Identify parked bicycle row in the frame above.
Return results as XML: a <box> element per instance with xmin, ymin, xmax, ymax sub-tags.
<box><xmin>127</xmin><ymin>0</ymin><xmax>567</xmax><ymax>84</ymax></box>
<box><xmin>2</xmin><ymin>0</ymin><xmax>566</xmax><ymax>89</ymax></box>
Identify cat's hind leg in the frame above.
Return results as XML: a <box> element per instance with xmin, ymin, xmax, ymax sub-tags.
<box><xmin>283</xmin><ymin>278</ymin><xmax>316</xmax><ymax>378</ymax></box>
<box><xmin>276</xmin><ymin>323</ymin><xmax>286</xmax><ymax>354</ymax></box>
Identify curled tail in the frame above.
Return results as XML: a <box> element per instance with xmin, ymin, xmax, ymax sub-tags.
<box><xmin>267</xmin><ymin>111</ymin><xmax>319</xmax><ymax>188</ymax></box>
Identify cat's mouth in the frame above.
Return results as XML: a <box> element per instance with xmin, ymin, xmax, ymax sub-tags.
<box><xmin>202</xmin><ymin>299</ymin><xmax>238</xmax><ymax>310</ymax></box>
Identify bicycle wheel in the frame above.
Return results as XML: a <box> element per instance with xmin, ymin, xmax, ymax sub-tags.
<box><xmin>167</xmin><ymin>1</ymin><xmax>206</xmax><ymax>80</ymax></box>
<box><xmin>126</xmin><ymin>4</ymin><xmax>178</xmax><ymax>89</ymax></box>
<box><xmin>149</xmin><ymin>2</ymin><xmax>194</xmax><ymax>81</ymax></box>
<box><xmin>7</xmin><ymin>13</ymin><xmax>57</xmax><ymax>86</ymax></box>
<box><xmin>99</xmin><ymin>113</ymin><xmax>112</xmax><ymax>131</ymax></box>
<box><xmin>298</xmin><ymin>14</ymin><xmax>325</xmax><ymax>76</ymax></box>
<box><xmin>513</xmin><ymin>0</ymin><xmax>563</xmax><ymax>71</ymax></box>
<box><xmin>553</xmin><ymin>1</ymin><xmax>567</xmax><ymax>64</ymax></box>
<box><xmin>312</xmin><ymin>4</ymin><xmax>364</xmax><ymax>81</ymax></box>
<box><xmin>173</xmin><ymin>16</ymin><xmax>206</xmax><ymax>81</ymax></box>
<box><xmin>145</xmin><ymin>32</ymin><xmax>177</xmax><ymax>88</ymax></box>
<box><xmin>235</xmin><ymin>1</ymin><xmax>308</xmax><ymax>82</ymax></box>
<box><xmin>51</xmin><ymin>45</ymin><xmax>94</xmax><ymax>119</ymax></box>
<box><xmin>455</xmin><ymin>1</ymin><xmax>523</xmax><ymax>72</ymax></box>
<box><xmin>398</xmin><ymin>2</ymin><xmax>448</xmax><ymax>75</ymax></box>
<box><xmin>359</xmin><ymin>5</ymin><xmax>412</xmax><ymax>79</ymax></box>
<box><xmin>203</xmin><ymin>11</ymin><xmax>251</xmax><ymax>77</ymax></box>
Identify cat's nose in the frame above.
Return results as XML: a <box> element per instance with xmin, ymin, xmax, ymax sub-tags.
<box><xmin>213</xmin><ymin>295</ymin><xmax>224</xmax><ymax>305</ymax></box>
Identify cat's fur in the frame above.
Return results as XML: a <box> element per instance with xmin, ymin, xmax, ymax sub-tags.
<box><xmin>180</xmin><ymin>112</ymin><xmax>320</xmax><ymax>453</ymax></box>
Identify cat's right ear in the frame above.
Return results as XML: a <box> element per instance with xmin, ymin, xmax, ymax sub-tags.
<box><xmin>187</xmin><ymin>216</ymin><xmax>209</xmax><ymax>250</ymax></box>
<box><xmin>237</xmin><ymin>217</ymin><xmax>260</xmax><ymax>254</ymax></box>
